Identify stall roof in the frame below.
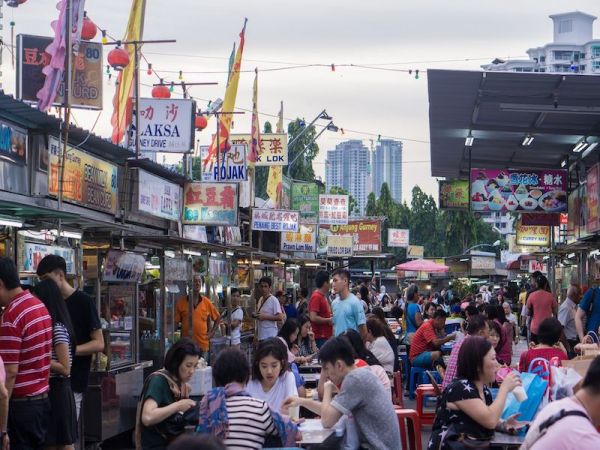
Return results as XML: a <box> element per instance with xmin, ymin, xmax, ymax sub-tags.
<box><xmin>428</xmin><ymin>70</ymin><xmax>600</xmax><ymax>179</ymax></box>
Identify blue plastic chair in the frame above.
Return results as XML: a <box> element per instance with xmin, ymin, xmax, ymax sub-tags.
<box><xmin>409</xmin><ymin>366</ymin><xmax>442</xmax><ymax>400</ymax></box>
<box><xmin>444</xmin><ymin>322</ymin><xmax>461</xmax><ymax>335</ymax></box>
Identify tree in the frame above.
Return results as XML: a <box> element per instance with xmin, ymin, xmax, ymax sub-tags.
<box><xmin>286</xmin><ymin>119</ymin><xmax>319</xmax><ymax>182</ymax></box>
<box><xmin>365</xmin><ymin>192</ymin><xmax>377</xmax><ymax>216</ymax></box>
<box><xmin>329</xmin><ymin>186</ymin><xmax>359</xmax><ymax>216</ymax></box>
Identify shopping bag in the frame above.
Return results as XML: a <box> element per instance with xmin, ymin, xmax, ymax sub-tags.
<box><xmin>550</xmin><ymin>366</ymin><xmax>583</xmax><ymax>401</ymax></box>
<box><xmin>561</xmin><ymin>355</ymin><xmax>596</xmax><ymax>377</ymax></box>
<box><xmin>501</xmin><ymin>372</ymin><xmax>548</xmax><ymax>422</ymax></box>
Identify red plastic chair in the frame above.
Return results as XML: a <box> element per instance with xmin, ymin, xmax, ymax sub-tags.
<box><xmin>395</xmin><ymin>408</ymin><xmax>422</xmax><ymax>450</ymax></box>
<box><xmin>416</xmin><ymin>384</ymin><xmax>437</xmax><ymax>426</ymax></box>
<box><xmin>392</xmin><ymin>371</ymin><xmax>404</xmax><ymax>408</ymax></box>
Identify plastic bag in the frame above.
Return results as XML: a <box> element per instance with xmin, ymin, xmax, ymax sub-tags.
<box><xmin>550</xmin><ymin>365</ymin><xmax>582</xmax><ymax>401</ymax></box>
<box><xmin>502</xmin><ymin>372</ymin><xmax>548</xmax><ymax>422</ymax></box>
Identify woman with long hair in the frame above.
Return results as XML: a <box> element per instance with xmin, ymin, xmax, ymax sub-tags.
<box><xmin>365</xmin><ymin>317</ymin><xmax>395</xmax><ymax>374</ymax></box>
<box><xmin>276</xmin><ymin>319</ymin><xmax>306</xmax><ymax>397</ymax></box>
<box><xmin>370</xmin><ymin>308</ymin><xmax>400</xmax><ymax>372</ymax></box>
<box><xmin>527</xmin><ymin>274</ymin><xmax>558</xmax><ymax>343</ymax></box>
<box><xmin>296</xmin><ymin>315</ymin><xmax>317</xmax><ymax>361</ymax></box>
<box><xmin>486</xmin><ymin>305</ymin><xmax>513</xmax><ymax>365</ymax></box>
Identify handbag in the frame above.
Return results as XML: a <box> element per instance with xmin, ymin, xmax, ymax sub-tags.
<box><xmin>156</xmin><ymin>407</ymin><xmax>199</xmax><ymax>439</ymax></box>
<box><xmin>441</xmin><ymin>424</ymin><xmax>491</xmax><ymax>449</ymax></box>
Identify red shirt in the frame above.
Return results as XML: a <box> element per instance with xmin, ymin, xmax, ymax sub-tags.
<box><xmin>518</xmin><ymin>347</ymin><xmax>568</xmax><ymax>373</ymax></box>
<box><xmin>0</xmin><ymin>290</ymin><xmax>52</xmax><ymax>397</ymax></box>
<box><xmin>409</xmin><ymin>321</ymin><xmax>437</xmax><ymax>361</ymax></box>
<box><xmin>308</xmin><ymin>289</ymin><xmax>332</xmax><ymax>340</ymax></box>
<box><xmin>527</xmin><ymin>290</ymin><xmax>557</xmax><ymax>335</ymax></box>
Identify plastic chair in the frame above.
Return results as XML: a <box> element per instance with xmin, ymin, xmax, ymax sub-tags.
<box><xmin>415</xmin><ymin>384</ymin><xmax>437</xmax><ymax>426</ymax></box>
<box><xmin>395</xmin><ymin>408</ymin><xmax>422</xmax><ymax>450</ymax></box>
<box><xmin>445</xmin><ymin>322</ymin><xmax>461</xmax><ymax>334</ymax></box>
<box><xmin>392</xmin><ymin>371</ymin><xmax>404</xmax><ymax>407</ymax></box>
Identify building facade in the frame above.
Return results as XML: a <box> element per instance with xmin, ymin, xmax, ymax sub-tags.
<box><xmin>372</xmin><ymin>139</ymin><xmax>403</xmax><ymax>202</ymax></box>
<box><xmin>482</xmin><ymin>11</ymin><xmax>600</xmax><ymax>74</ymax></box>
<box><xmin>325</xmin><ymin>140</ymin><xmax>370</xmax><ymax>216</ymax></box>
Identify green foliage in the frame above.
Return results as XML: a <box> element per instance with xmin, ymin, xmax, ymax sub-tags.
<box><xmin>329</xmin><ymin>186</ymin><xmax>359</xmax><ymax>216</ymax></box>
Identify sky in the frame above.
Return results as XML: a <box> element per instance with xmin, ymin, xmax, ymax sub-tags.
<box><xmin>4</xmin><ymin>0</ymin><xmax>600</xmax><ymax>203</ymax></box>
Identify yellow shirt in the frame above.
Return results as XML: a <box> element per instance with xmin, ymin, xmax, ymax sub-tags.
<box><xmin>519</xmin><ymin>291</ymin><xmax>527</xmax><ymax>305</ymax></box>
<box><xmin>175</xmin><ymin>296</ymin><xmax>220</xmax><ymax>351</ymax></box>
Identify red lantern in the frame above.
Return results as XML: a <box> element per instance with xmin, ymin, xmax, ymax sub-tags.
<box><xmin>107</xmin><ymin>47</ymin><xmax>130</xmax><ymax>71</ymax></box>
<box><xmin>81</xmin><ymin>14</ymin><xmax>97</xmax><ymax>41</ymax></box>
<box><xmin>195</xmin><ymin>115</ymin><xmax>208</xmax><ymax>130</ymax></box>
<box><xmin>152</xmin><ymin>84</ymin><xmax>171</xmax><ymax>99</ymax></box>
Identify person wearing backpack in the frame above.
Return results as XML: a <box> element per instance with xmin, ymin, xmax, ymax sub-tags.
<box><xmin>521</xmin><ymin>355</ymin><xmax>600</xmax><ymax>449</ymax></box>
<box><xmin>575</xmin><ymin>285</ymin><xmax>600</xmax><ymax>344</ymax></box>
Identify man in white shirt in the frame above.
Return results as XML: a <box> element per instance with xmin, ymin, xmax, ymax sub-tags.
<box><xmin>558</xmin><ymin>285</ymin><xmax>581</xmax><ymax>356</ymax></box>
<box><xmin>229</xmin><ymin>288</ymin><xmax>244</xmax><ymax>346</ymax></box>
<box><xmin>255</xmin><ymin>277</ymin><xmax>284</xmax><ymax>341</ymax></box>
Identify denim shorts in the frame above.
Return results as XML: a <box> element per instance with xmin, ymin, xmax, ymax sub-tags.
<box><xmin>411</xmin><ymin>351</ymin><xmax>434</xmax><ymax>369</ymax></box>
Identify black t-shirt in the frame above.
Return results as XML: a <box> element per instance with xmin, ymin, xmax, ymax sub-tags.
<box><xmin>66</xmin><ymin>290</ymin><xmax>102</xmax><ymax>393</ymax></box>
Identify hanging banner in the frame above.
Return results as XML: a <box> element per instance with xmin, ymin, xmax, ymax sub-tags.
<box><xmin>327</xmin><ymin>235</ymin><xmax>354</xmax><ymax>258</ymax></box>
<box><xmin>407</xmin><ymin>245</ymin><xmax>424</xmax><ymax>259</ymax></box>
<box><xmin>587</xmin><ymin>163</ymin><xmax>600</xmax><ymax>233</ymax></box>
<box><xmin>183</xmin><ymin>183</ymin><xmax>238</xmax><ymax>226</ymax></box>
<box><xmin>48</xmin><ymin>136</ymin><xmax>118</xmax><ymax>214</ymax></box>
<box><xmin>230</xmin><ymin>133</ymin><xmax>288</xmax><ymax>166</ymax></box>
<box><xmin>439</xmin><ymin>180</ymin><xmax>469</xmax><ymax>210</ymax></box>
<box><xmin>17</xmin><ymin>34</ymin><xmax>103</xmax><ymax>110</ymax></box>
<box><xmin>516</xmin><ymin>223</ymin><xmax>551</xmax><ymax>247</ymax></box>
<box><xmin>251</xmin><ymin>208</ymin><xmax>300</xmax><ymax>233</ymax></box>
<box><xmin>470</xmin><ymin>168</ymin><xmax>567</xmax><ymax>213</ymax></box>
<box><xmin>318</xmin><ymin>219</ymin><xmax>381</xmax><ymax>255</ymax></box>
<box><xmin>319</xmin><ymin>194</ymin><xmax>349</xmax><ymax>225</ymax></box>
<box><xmin>134</xmin><ymin>98</ymin><xmax>194</xmax><ymax>153</ymax></box>
<box><xmin>388</xmin><ymin>228</ymin><xmax>410</xmax><ymax>248</ymax></box>
<box><xmin>102</xmin><ymin>250</ymin><xmax>145</xmax><ymax>283</ymax></box>
<box><xmin>199</xmin><ymin>144</ymin><xmax>247</xmax><ymax>182</ymax></box>
<box><xmin>137</xmin><ymin>169</ymin><xmax>182</xmax><ymax>221</ymax></box>
<box><xmin>291</xmin><ymin>182</ymin><xmax>319</xmax><ymax>223</ymax></box>
<box><xmin>281</xmin><ymin>224</ymin><xmax>317</xmax><ymax>253</ymax></box>
<box><xmin>19</xmin><ymin>242</ymin><xmax>75</xmax><ymax>275</ymax></box>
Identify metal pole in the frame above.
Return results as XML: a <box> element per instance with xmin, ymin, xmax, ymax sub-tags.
<box><xmin>134</xmin><ymin>42</ymin><xmax>141</xmax><ymax>159</ymax></box>
<box><xmin>216</xmin><ymin>112</ymin><xmax>220</xmax><ymax>181</ymax></box>
<box><xmin>287</xmin><ymin>121</ymin><xmax>331</xmax><ymax>177</ymax></box>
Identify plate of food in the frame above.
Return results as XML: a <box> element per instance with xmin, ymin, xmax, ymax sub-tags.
<box><xmin>514</xmin><ymin>184</ymin><xmax>529</xmax><ymax>202</ymax></box>
<box><xmin>506</xmin><ymin>194</ymin><xmax>519</xmax><ymax>211</ymax></box>
<box><xmin>471</xmin><ymin>192</ymin><xmax>488</xmax><ymax>210</ymax></box>
<box><xmin>528</xmin><ymin>188</ymin><xmax>543</xmax><ymax>199</ymax></box>
<box><xmin>539</xmin><ymin>191</ymin><xmax>567</xmax><ymax>212</ymax></box>
<box><xmin>519</xmin><ymin>197</ymin><xmax>538</xmax><ymax>210</ymax></box>
<box><xmin>488</xmin><ymin>194</ymin><xmax>505</xmax><ymax>211</ymax></box>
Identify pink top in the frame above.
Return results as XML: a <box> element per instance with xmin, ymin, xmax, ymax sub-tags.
<box><xmin>526</xmin><ymin>290</ymin><xmax>557</xmax><ymax>335</ymax></box>
<box><xmin>496</xmin><ymin>320</ymin><xmax>513</xmax><ymax>365</ymax></box>
<box><xmin>0</xmin><ymin>354</ymin><xmax>5</xmax><ymax>384</ymax></box>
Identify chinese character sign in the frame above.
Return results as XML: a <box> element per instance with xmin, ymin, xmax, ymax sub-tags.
<box><xmin>251</xmin><ymin>209</ymin><xmax>300</xmax><ymax>233</ymax></box>
<box><xmin>470</xmin><ymin>169</ymin><xmax>567</xmax><ymax>213</ymax></box>
<box><xmin>327</xmin><ymin>235</ymin><xmax>354</xmax><ymax>258</ymax></box>
<box><xmin>136</xmin><ymin>98</ymin><xmax>194</xmax><ymax>153</ymax></box>
<box><xmin>17</xmin><ymin>34</ymin><xmax>103</xmax><ymax>109</ymax></box>
<box><xmin>183</xmin><ymin>183</ymin><xmax>238</xmax><ymax>226</ymax></box>
<box><xmin>388</xmin><ymin>228</ymin><xmax>409</xmax><ymax>248</ymax></box>
<box><xmin>318</xmin><ymin>220</ymin><xmax>381</xmax><ymax>255</ymax></box>
<box><xmin>587</xmin><ymin>164</ymin><xmax>600</xmax><ymax>234</ymax></box>
<box><xmin>319</xmin><ymin>194</ymin><xmax>349</xmax><ymax>225</ymax></box>
<box><xmin>200</xmin><ymin>144</ymin><xmax>248</xmax><ymax>182</ymax></box>
<box><xmin>281</xmin><ymin>225</ymin><xmax>317</xmax><ymax>253</ymax></box>
<box><xmin>291</xmin><ymin>182</ymin><xmax>319</xmax><ymax>223</ymax></box>
<box><xmin>516</xmin><ymin>222</ymin><xmax>550</xmax><ymax>247</ymax></box>
<box><xmin>229</xmin><ymin>133</ymin><xmax>288</xmax><ymax>166</ymax></box>
<box><xmin>137</xmin><ymin>170</ymin><xmax>182</xmax><ymax>221</ymax></box>
<box><xmin>439</xmin><ymin>180</ymin><xmax>469</xmax><ymax>210</ymax></box>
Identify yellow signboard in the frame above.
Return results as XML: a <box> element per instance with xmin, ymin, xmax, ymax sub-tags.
<box><xmin>516</xmin><ymin>223</ymin><xmax>550</xmax><ymax>247</ymax></box>
<box><xmin>407</xmin><ymin>245</ymin><xmax>424</xmax><ymax>259</ymax></box>
<box><xmin>229</xmin><ymin>133</ymin><xmax>288</xmax><ymax>166</ymax></box>
<box><xmin>48</xmin><ymin>137</ymin><xmax>118</xmax><ymax>214</ymax></box>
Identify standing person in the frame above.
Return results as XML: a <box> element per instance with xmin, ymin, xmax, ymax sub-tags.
<box><xmin>527</xmin><ymin>274</ymin><xmax>558</xmax><ymax>343</ymax></box>
<box><xmin>576</xmin><ymin>284</ymin><xmax>600</xmax><ymax>344</ymax></box>
<box><xmin>359</xmin><ymin>285</ymin><xmax>371</xmax><ymax>314</ymax></box>
<box><xmin>255</xmin><ymin>277</ymin><xmax>284</xmax><ymax>341</ymax></box>
<box><xmin>331</xmin><ymin>268</ymin><xmax>367</xmax><ymax>339</ymax></box>
<box><xmin>503</xmin><ymin>301</ymin><xmax>519</xmax><ymax>344</ymax></box>
<box><xmin>282</xmin><ymin>337</ymin><xmax>401</xmax><ymax>450</ymax></box>
<box><xmin>308</xmin><ymin>271</ymin><xmax>333</xmax><ymax>348</ymax></box>
<box><xmin>32</xmin><ymin>279</ymin><xmax>78</xmax><ymax>450</ymax></box>
<box><xmin>404</xmin><ymin>284</ymin><xmax>423</xmax><ymax>344</ymax></box>
<box><xmin>559</xmin><ymin>285</ymin><xmax>581</xmax><ymax>356</ymax></box>
<box><xmin>36</xmin><ymin>254</ymin><xmax>105</xmax><ymax>424</ymax></box>
<box><xmin>0</xmin><ymin>257</ymin><xmax>53</xmax><ymax>449</ymax></box>
<box><xmin>279</xmin><ymin>291</ymin><xmax>297</xmax><ymax>320</ymax></box>
<box><xmin>228</xmin><ymin>288</ymin><xmax>244</xmax><ymax>348</ymax></box>
<box><xmin>295</xmin><ymin>287</ymin><xmax>309</xmax><ymax>317</ymax></box>
<box><xmin>174</xmin><ymin>275</ymin><xmax>221</xmax><ymax>360</ymax></box>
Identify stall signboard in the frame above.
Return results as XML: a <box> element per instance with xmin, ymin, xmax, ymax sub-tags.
<box><xmin>587</xmin><ymin>164</ymin><xmax>600</xmax><ymax>233</ymax></box>
<box><xmin>251</xmin><ymin>208</ymin><xmax>300</xmax><ymax>233</ymax></box>
<box><xmin>407</xmin><ymin>245</ymin><xmax>424</xmax><ymax>259</ymax></box>
<box><xmin>138</xmin><ymin>169</ymin><xmax>182</xmax><ymax>221</ymax></box>
<box><xmin>319</xmin><ymin>194</ymin><xmax>349</xmax><ymax>225</ymax></box>
<box><xmin>516</xmin><ymin>223</ymin><xmax>551</xmax><ymax>247</ymax></box>
<box><xmin>230</xmin><ymin>133</ymin><xmax>288</xmax><ymax>166</ymax></box>
<box><xmin>102</xmin><ymin>250</ymin><xmax>145</xmax><ymax>283</ymax></box>
<box><xmin>183</xmin><ymin>225</ymin><xmax>208</xmax><ymax>242</ymax></box>
<box><xmin>439</xmin><ymin>180</ymin><xmax>469</xmax><ymax>210</ymax></box>
<box><xmin>200</xmin><ymin>144</ymin><xmax>247</xmax><ymax>182</ymax></box>
<box><xmin>327</xmin><ymin>235</ymin><xmax>354</xmax><ymax>258</ymax></box>
<box><xmin>470</xmin><ymin>168</ymin><xmax>567</xmax><ymax>213</ymax></box>
<box><xmin>291</xmin><ymin>182</ymin><xmax>319</xmax><ymax>223</ymax></box>
<box><xmin>471</xmin><ymin>256</ymin><xmax>496</xmax><ymax>270</ymax></box>
<box><xmin>528</xmin><ymin>260</ymin><xmax>548</xmax><ymax>274</ymax></box>
<box><xmin>48</xmin><ymin>136</ymin><xmax>118</xmax><ymax>214</ymax></box>
<box><xmin>319</xmin><ymin>219</ymin><xmax>382</xmax><ymax>255</ymax></box>
<box><xmin>183</xmin><ymin>183</ymin><xmax>238</xmax><ymax>226</ymax></box>
<box><xmin>388</xmin><ymin>228</ymin><xmax>410</xmax><ymax>247</ymax></box>
<box><xmin>281</xmin><ymin>224</ymin><xmax>317</xmax><ymax>253</ymax></box>
<box><xmin>281</xmin><ymin>175</ymin><xmax>292</xmax><ymax>210</ymax></box>
<box><xmin>567</xmin><ymin>184</ymin><xmax>589</xmax><ymax>243</ymax></box>
<box><xmin>17</xmin><ymin>34</ymin><xmax>103</xmax><ymax>109</ymax></box>
<box><xmin>0</xmin><ymin>122</ymin><xmax>27</xmax><ymax>165</ymax></box>
<box><xmin>165</xmin><ymin>258</ymin><xmax>189</xmax><ymax>282</ymax></box>
<box><xmin>135</xmin><ymin>98</ymin><xmax>194</xmax><ymax>153</ymax></box>
<box><xmin>20</xmin><ymin>242</ymin><xmax>75</xmax><ymax>275</ymax></box>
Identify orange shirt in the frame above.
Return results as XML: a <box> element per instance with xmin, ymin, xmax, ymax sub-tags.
<box><xmin>175</xmin><ymin>295</ymin><xmax>220</xmax><ymax>351</ymax></box>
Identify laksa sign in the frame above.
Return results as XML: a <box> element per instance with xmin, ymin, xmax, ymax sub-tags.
<box><xmin>135</xmin><ymin>98</ymin><xmax>194</xmax><ymax>153</ymax></box>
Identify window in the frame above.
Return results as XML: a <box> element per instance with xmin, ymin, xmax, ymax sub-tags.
<box><xmin>553</xmin><ymin>50</ymin><xmax>573</xmax><ymax>61</ymax></box>
<box><xmin>593</xmin><ymin>60</ymin><xmax>600</xmax><ymax>70</ymax></box>
<box><xmin>501</xmin><ymin>223</ymin><xmax>507</xmax><ymax>229</ymax></box>
<box><xmin>559</xmin><ymin>19</ymin><xmax>573</xmax><ymax>34</ymax></box>
<box><xmin>540</xmin><ymin>56</ymin><xmax>546</xmax><ymax>62</ymax></box>
<box><xmin>592</xmin><ymin>46</ymin><xmax>600</xmax><ymax>58</ymax></box>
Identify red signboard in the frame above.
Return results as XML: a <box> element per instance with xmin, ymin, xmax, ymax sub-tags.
<box><xmin>321</xmin><ymin>219</ymin><xmax>382</xmax><ymax>254</ymax></box>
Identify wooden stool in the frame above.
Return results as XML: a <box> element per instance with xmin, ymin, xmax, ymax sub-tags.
<box><xmin>416</xmin><ymin>384</ymin><xmax>437</xmax><ymax>426</ymax></box>
<box><xmin>395</xmin><ymin>408</ymin><xmax>422</xmax><ymax>450</ymax></box>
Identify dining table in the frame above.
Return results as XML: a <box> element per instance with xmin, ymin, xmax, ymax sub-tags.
<box><xmin>296</xmin><ymin>419</ymin><xmax>335</xmax><ymax>447</ymax></box>
<box><xmin>490</xmin><ymin>431</ymin><xmax>526</xmax><ymax>449</ymax></box>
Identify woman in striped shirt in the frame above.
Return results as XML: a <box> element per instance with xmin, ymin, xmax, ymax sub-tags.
<box><xmin>33</xmin><ymin>279</ymin><xmax>78</xmax><ymax>450</ymax></box>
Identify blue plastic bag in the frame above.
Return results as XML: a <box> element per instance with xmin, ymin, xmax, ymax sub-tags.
<box><xmin>501</xmin><ymin>372</ymin><xmax>548</xmax><ymax>422</ymax></box>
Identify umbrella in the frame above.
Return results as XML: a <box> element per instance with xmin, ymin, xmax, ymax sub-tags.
<box><xmin>395</xmin><ymin>259</ymin><xmax>449</xmax><ymax>273</ymax></box>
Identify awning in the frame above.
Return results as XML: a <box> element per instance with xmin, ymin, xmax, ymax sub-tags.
<box><xmin>0</xmin><ymin>200</ymin><xmax>78</xmax><ymax>220</ymax></box>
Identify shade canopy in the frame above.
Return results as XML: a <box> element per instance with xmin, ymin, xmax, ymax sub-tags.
<box><xmin>395</xmin><ymin>259</ymin><xmax>449</xmax><ymax>273</ymax></box>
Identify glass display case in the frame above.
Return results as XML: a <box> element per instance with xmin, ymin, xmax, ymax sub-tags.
<box><xmin>101</xmin><ymin>284</ymin><xmax>136</xmax><ymax>369</ymax></box>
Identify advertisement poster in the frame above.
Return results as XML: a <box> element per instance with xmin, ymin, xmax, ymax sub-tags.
<box><xmin>230</xmin><ymin>133</ymin><xmax>288</xmax><ymax>166</ymax></box>
<box><xmin>135</xmin><ymin>98</ymin><xmax>194</xmax><ymax>153</ymax></box>
<box><xmin>388</xmin><ymin>228</ymin><xmax>410</xmax><ymax>247</ymax></box>
<box><xmin>470</xmin><ymin>168</ymin><xmax>567</xmax><ymax>213</ymax></box>
<box><xmin>17</xmin><ymin>34</ymin><xmax>103</xmax><ymax>109</ymax></box>
<box><xmin>251</xmin><ymin>208</ymin><xmax>300</xmax><ymax>233</ymax></box>
<box><xmin>516</xmin><ymin>222</ymin><xmax>551</xmax><ymax>247</ymax></box>
<box><xmin>183</xmin><ymin>225</ymin><xmax>208</xmax><ymax>242</ymax></box>
<box><xmin>0</xmin><ymin>122</ymin><xmax>27</xmax><ymax>165</ymax></box>
<box><xmin>587</xmin><ymin>164</ymin><xmax>600</xmax><ymax>233</ymax></box>
<box><xmin>439</xmin><ymin>180</ymin><xmax>469</xmax><ymax>210</ymax></box>
<box><xmin>327</xmin><ymin>235</ymin><xmax>354</xmax><ymax>258</ymax></box>
<box><xmin>291</xmin><ymin>182</ymin><xmax>319</xmax><ymax>223</ymax></box>
<box><xmin>319</xmin><ymin>194</ymin><xmax>349</xmax><ymax>225</ymax></box>
<box><xmin>407</xmin><ymin>245</ymin><xmax>424</xmax><ymax>259</ymax></box>
<box><xmin>528</xmin><ymin>260</ymin><xmax>548</xmax><ymax>274</ymax></box>
<box><xmin>48</xmin><ymin>136</ymin><xmax>118</xmax><ymax>214</ymax></box>
<box><xmin>200</xmin><ymin>144</ymin><xmax>247</xmax><ymax>182</ymax></box>
<box><xmin>281</xmin><ymin>225</ymin><xmax>317</xmax><ymax>253</ymax></box>
<box><xmin>19</xmin><ymin>242</ymin><xmax>75</xmax><ymax>274</ymax></box>
<box><xmin>165</xmin><ymin>258</ymin><xmax>189</xmax><ymax>282</ymax></box>
<box><xmin>102</xmin><ymin>251</ymin><xmax>145</xmax><ymax>283</ymax></box>
<box><xmin>138</xmin><ymin>170</ymin><xmax>182</xmax><ymax>221</ymax></box>
<box><xmin>183</xmin><ymin>183</ymin><xmax>238</xmax><ymax>226</ymax></box>
<box><xmin>471</xmin><ymin>256</ymin><xmax>496</xmax><ymax>270</ymax></box>
<box><xmin>318</xmin><ymin>219</ymin><xmax>381</xmax><ymax>255</ymax></box>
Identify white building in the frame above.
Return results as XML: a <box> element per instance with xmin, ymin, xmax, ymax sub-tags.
<box><xmin>325</xmin><ymin>140</ymin><xmax>370</xmax><ymax>216</ymax></box>
<box><xmin>372</xmin><ymin>139</ymin><xmax>403</xmax><ymax>202</ymax></box>
<box><xmin>482</xmin><ymin>11</ymin><xmax>600</xmax><ymax>74</ymax></box>
<box><xmin>482</xmin><ymin>212</ymin><xmax>516</xmax><ymax>238</ymax></box>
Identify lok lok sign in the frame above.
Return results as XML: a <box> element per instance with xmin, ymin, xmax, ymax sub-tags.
<box><xmin>135</xmin><ymin>98</ymin><xmax>194</xmax><ymax>153</ymax></box>
<box><xmin>251</xmin><ymin>209</ymin><xmax>300</xmax><ymax>233</ymax></box>
<box><xmin>200</xmin><ymin>144</ymin><xmax>247</xmax><ymax>182</ymax></box>
<box><xmin>230</xmin><ymin>133</ymin><xmax>288</xmax><ymax>166</ymax></box>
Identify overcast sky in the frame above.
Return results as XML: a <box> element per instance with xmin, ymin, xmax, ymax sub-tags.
<box><xmin>4</xmin><ymin>1</ymin><xmax>600</xmax><ymax>202</ymax></box>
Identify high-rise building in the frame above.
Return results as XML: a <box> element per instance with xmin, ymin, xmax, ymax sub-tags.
<box><xmin>372</xmin><ymin>139</ymin><xmax>403</xmax><ymax>202</ymax></box>
<box><xmin>482</xmin><ymin>11</ymin><xmax>600</xmax><ymax>74</ymax></box>
<box><xmin>325</xmin><ymin>140</ymin><xmax>370</xmax><ymax>216</ymax></box>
